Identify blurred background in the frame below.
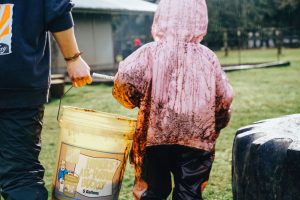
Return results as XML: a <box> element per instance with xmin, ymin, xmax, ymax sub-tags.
<box><xmin>49</xmin><ymin>0</ymin><xmax>300</xmax><ymax>74</ymax></box>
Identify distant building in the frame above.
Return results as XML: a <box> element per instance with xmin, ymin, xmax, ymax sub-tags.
<box><xmin>51</xmin><ymin>0</ymin><xmax>157</xmax><ymax>74</ymax></box>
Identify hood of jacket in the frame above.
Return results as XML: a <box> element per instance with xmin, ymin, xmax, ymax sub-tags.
<box><xmin>151</xmin><ymin>0</ymin><xmax>208</xmax><ymax>43</ymax></box>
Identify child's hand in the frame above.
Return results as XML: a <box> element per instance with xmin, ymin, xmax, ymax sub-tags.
<box><xmin>215</xmin><ymin>108</ymin><xmax>232</xmax><ymax>132</ymax></box>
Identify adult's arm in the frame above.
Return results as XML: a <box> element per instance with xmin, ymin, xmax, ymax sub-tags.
<box><xmin>45</xmin><ymin>0</ymin><xmax>92</xmax><ymax>87</ymax></box>
<box><xmin>52</xmin><ymin>28</ymin><xmax>92</xmax><ymax>87</ymax></box>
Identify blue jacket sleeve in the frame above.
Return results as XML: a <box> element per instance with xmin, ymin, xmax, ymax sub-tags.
<box><xmin>45</xmin><ymin>0</ymin><xmax>74</xmax><ymax>32</ymax></box>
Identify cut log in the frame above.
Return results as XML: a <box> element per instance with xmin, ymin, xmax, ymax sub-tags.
<box><xmin>224</xmin><ymin>61</ymin><xmax>290</xmax><ymax>72</ymax></box>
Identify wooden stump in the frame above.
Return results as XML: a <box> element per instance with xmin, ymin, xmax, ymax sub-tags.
<box><xmin>232</xmin><ymin>114</ymin><xmax>300</xmax><ymax>200</ymax></box>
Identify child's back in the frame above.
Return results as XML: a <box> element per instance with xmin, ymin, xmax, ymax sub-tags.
<box><xmin>113</xmin><ymin>0</ymin><xmax>234</xmax><ymax>199</ymax></box>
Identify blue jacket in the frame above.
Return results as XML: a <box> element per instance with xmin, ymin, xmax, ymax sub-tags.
<box><xmin>0</xmin><ymin>0</ymin><xmax>74</xmax><ymax>108</ymax></box>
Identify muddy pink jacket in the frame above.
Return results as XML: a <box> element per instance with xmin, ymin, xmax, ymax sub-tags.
<box><xmin>113</xmin><ymin>0</ymin><xmax>234</xmax><ymax>177</ymax></box>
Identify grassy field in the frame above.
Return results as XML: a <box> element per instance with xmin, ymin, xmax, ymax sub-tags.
<box><xmin>41</xmin><ymin>48</ymin><xmax>300</xmax><ymax>199</ymax></box>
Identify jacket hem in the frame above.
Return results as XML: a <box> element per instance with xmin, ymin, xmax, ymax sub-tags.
<box><xmin>0</xmin><ymin>88</ymin><xmax>49</xmax><ymax>108</ymax></box>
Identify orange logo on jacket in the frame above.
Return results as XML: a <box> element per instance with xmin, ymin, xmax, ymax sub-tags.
<box><xmin>0</xmin><ymin>4</ymin><xmax>14</xmax><ymax>55</ymax></box>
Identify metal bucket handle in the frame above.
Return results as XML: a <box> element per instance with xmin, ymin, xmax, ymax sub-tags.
<box><xmin>56</xmin><ymin>73</ymin><xmax>115</xmax><ymax>121</ymax></box>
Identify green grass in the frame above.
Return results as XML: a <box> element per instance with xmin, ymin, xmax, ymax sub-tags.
<box><xmin>41</xmin><ymin>48</ymin><xmax>300</xmax><ymax>199</ymax></box>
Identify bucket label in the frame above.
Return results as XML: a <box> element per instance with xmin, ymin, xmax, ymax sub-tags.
<box><xmin>54</xmin><ymin>143</ymin><xmax>125</xmax><ymax>200</ymax></box>
<box><xmin>76</xmin><ymin>155</ymin><xmax>120</xmax><ymax>197</ymax></box>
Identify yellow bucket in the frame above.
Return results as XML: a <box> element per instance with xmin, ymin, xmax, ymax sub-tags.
<box><xmin>52</xmin><ymin>106</ymin><xmax>136</xmax><ymax>200</ymax></box>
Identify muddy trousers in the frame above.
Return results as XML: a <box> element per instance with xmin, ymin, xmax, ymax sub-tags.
<box><xmin>0</xmin><ymin>106</ymin><xmax>48</xmax><ymax>200</ymax></box>
<box><xmin>138</xmin><ymin>145</ymin><xmax>214</xmax><ymax>200</ymax></box>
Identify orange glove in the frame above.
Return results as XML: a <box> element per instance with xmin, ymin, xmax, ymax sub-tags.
<box><xmin>66</xmin><ymin>57</ymin><xmax>93</xmax><ymax>87</ymax></box>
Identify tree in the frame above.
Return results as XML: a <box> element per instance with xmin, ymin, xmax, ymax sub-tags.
<box><xmin>276</xmin><ymin>0</ymin><xmax>300</xmax><ymax>28</ymax></box>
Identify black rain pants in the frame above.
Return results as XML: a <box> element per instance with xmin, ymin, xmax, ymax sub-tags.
<box><xmin>0</xmin><ymin>106</ymin><xmax>48</xmax><ymax>200</ymax></box>
<box><xmin>139</xmin><ymin>145</ymin><xmax>214</xmax><ymax>200</ymax></box>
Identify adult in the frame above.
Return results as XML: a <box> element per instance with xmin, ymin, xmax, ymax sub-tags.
<box><xmin>0</xmin><ymin>0</ymin><xmax>92</xmax><ymax>199</ymax></box>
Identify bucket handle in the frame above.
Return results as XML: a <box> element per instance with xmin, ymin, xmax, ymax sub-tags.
<box><xmin>56</xmin><ymin>73</ymin><xmax>114</xmax><ymax>121</ymax></box>
<box><xmin>56</xmin><ymin>86</ymin><xmax>73</xmax><ymax>121</ymax></box>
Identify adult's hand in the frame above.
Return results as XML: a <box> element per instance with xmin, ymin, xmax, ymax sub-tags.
<box><xmin>67</xmin><ymin>57</ymin><xmax>92</xmax><ymax>87</ymax></box>
<box><xmin>52</xmin><ymin>28</ymin><xmax>93</xmax><ymax>87</ymax></box>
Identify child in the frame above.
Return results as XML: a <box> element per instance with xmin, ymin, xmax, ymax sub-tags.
<box><xmin>113</xmin><ymin>0</ymin><xmax>234</xmax><ymax>199</ymax></box>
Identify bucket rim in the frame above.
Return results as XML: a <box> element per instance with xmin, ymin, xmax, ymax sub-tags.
<box><xmin>62</xmin><ymin>106</ymin><xmax>137</xmax><ymax>122</ymax></box>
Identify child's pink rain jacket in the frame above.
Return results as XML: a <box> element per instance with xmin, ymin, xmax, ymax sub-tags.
<box><xmin>113</xmin><ymin>0</ymin><xmax>234</xmax><ymax>179</ymax></box>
